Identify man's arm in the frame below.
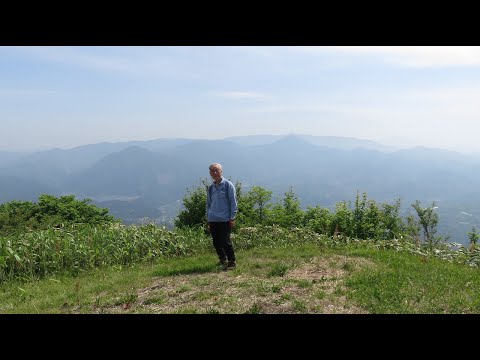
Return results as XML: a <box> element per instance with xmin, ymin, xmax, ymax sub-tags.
<box><xmin>228</xmin><ymin>182</ymin><xmax>238</xmax><ymax>228</ymax></box>
<box><xmin>206</xmin><ymin>185</ymin><xmax>211</xmax><ymax>230</ymax></box>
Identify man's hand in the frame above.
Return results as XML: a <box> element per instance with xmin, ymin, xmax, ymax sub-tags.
<box><xmin>229</xmin><ymin>219</ymin><xmax>235</xmax><ymax>229</ymax></box>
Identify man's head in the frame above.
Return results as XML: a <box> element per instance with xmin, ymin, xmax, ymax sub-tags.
<box><xmin>209</xmin><ymin>163</ymin><xmax>223</xmax><ymax>183</ymax></box>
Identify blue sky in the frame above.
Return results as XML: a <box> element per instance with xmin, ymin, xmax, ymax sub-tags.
<box><xmin>2</xmin><ymin>46</ymin><xmax>480</xmax><ymax>153</ymax></box>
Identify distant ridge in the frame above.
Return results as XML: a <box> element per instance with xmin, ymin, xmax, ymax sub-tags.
<box><xmin>226</xmin><ymin>134</ymin><xmax>398</xmax><ymax>152</ymax></box>
<box><xmin>2</xmin><ymin>134</ymin><xmax>480</xmax><ymax>245</ymax></box>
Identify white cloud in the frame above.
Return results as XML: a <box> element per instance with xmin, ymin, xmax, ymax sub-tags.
<box><xmin>332</xmin><ymin>46</ymin><xmax>480</xmax><ymax>68</ymax></box>
<box><xmin>244</xmin><ymin>104</ymin><xmax>372</xmax><ymax>115</ymax></box>
<box><xmin>211</xmin><ymin>91</ymin><xmax>268</xmax><ymax>100</ymax></box>
<box><xmin>244</xmin><ymin>46</ymin><xmax>480</xmax><ymax>69</ymax></box>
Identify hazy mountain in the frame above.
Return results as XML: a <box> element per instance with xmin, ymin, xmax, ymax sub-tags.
<box><xmin>0</xmin><ymin>175</ymin><xmax>57</xmax><ymax>203</ymax></box>
<box><xmin>0</xmin><ymin>139</ymin><xmax>196</xmax><ymax>181</ymax></box>
<box><xmin>227</xmin><ymin>134</ymin><xmax>398</xmax><ymax>152</ymax></box>
<box><xmin>2</xmin><ymin>134</ymin><xmax>480</xmax><ymax>245</ymax></box>
<box><xmin>0</xmin><ymin>151</ymin><xmax>27</xmax><ymax>168</ymax></box>
<box><xmin>64</xmin><ymin>146</ymin><xmax>186</xmax><ymax>202</ymax></box>
<box><xmin>226</xmin><ymin>135</ymin><xmax>285</xmax><ymax>146</ymax></box>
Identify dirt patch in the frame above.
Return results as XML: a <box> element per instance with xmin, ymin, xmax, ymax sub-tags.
<box><xmin>102</xmin><ymin>255</ymin><xmax>374</xmax><ymax>314</ymax></box>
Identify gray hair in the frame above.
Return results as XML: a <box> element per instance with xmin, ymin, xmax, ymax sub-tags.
<box><xmin>209</xmin><ymin>163</ymin><xmax>223</xmax><ymax>171</ymax></box>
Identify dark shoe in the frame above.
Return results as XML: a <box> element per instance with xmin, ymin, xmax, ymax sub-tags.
<box><xmin>226</xmin><ymin>261</ymin><xmax>236</xmax><ymax>270</ymax></box>
<box><xmin>217</xmin><ymin>257</ymin><xmax>227</xmax><ymax>266</ymax></box>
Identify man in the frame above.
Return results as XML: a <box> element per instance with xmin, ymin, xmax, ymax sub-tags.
<box><xmin>206</xmin><ymin>163</ymin><xmax>237</xmax><ymax>270</ymax></box>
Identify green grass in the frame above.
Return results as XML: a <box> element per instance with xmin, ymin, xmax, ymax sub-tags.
<box><xmin>341</xmin><ymin>247</ymin><xmax>480</xmax><ymax>313</ymax></box>
<box><xmin>2</xmin><ymin>241</ymin><xmax>480</xmax><ymax>314</ymax></box>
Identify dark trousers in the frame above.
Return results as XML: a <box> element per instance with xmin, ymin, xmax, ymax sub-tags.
<box><xmin>209</xmin><ymin>221</ymin><xmax>235</xmax><ymax>262</ymax></box>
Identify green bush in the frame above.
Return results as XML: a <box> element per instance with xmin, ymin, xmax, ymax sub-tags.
<box><xmin>0</xmin><ymin>194</ymin><xmax>117</xmax><ymax>236</ymax></box>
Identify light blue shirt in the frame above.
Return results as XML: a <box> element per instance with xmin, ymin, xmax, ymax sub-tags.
<box><xmin>206</xmin><ymin>178</ymin><xmax>237</xmax><ymax>222</ymax></box>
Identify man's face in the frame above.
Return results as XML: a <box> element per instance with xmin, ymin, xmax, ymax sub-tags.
<box><xmin>209</xmin><ymin>166</ymin><xmax>222</xmax><ymax>182</ymax></box>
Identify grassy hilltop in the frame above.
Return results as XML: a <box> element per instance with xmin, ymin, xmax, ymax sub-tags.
<box><xmin>1</xmin><ymin>223</ymin><xmax>480</xmax><ymax>314</ymax></box>
<box><xmin>2</xmin><ymin>192</ymin><xmax>480</xmax><ymax>314</ymax></box>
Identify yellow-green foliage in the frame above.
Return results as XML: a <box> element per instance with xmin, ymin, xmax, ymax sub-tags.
<box><xmin>0</xmin><ymin>223</ymin><xmax>207</xmax><ymax>283</ymax></box>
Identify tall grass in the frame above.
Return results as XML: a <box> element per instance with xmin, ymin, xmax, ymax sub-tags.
<box><xmin>2</xmin><ymin>223</ymin><xmax>480</xmax><ymax>284</ymax></box>
<box><xmin>0</xmin><ymin>223</ymin><xmax>208</xmax><ymax>282</ymax></box>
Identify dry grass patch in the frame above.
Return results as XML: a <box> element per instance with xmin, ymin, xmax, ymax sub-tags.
<box><xmin>100</xmin><ymin>254</ymin><xmax>374</xmax><ymax>314</ymax></box>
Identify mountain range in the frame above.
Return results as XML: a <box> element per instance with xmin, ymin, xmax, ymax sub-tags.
<box><xmin>1</xmin><ymin>134</ymin><xmax>480</xmax><ymax>245</ymax></box>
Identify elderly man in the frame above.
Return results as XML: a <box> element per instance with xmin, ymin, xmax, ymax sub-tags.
<box><xmin>206</xmin><ymin>163</ymin><xmax>237</xmax><ymax>270</ymax></box>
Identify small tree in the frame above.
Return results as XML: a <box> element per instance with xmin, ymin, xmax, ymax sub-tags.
<box><xmin>174</xmin><ymin>178</ymin><xmax>209</xmax><ymax>229</ymax></box>
<box><xmin>243</xmin><ymin>186</ymin><xmax>272</xmax><ymax>225</ymax></box>
<box><xmin>353</xmin><ymin>191</ymin><xmax>367</xmax><ymax>239</ymax></box>
<box><xmin>467</xmin><ymin>226</ymin><xmax>479</xmax><ymax>253</ymax></box>
<box><xmin>363</xmin><ymin>200</ymin><xmax>382</xmax><ymax>239</ymax></box>
<box><xmin>411</xmin><ymin>200</ymin><xmax>443</xmax><ymax>248</ymax></box>
<box><xmin>233</xmin><ymin>180</ymin><xmax>251</xmax><ymax>229</ymax></box>
<box><xmin>333</xmin><ymin>200</ymin><xmax>353</xmax><ymax>237</ymax></box>
<box><xmin>270</xmin><ymin>187</ymin><xmax>304</xmax><ymax>228</ymax></box>
<box><xmin>380</xmin><ymin>198</ymin><xmax>403</xmax><ymax>240</ymax></box>
<box><xmin>405</xmin><ymin>214</ymin><xmax>421</xmax><ymax>245</ymax></box>
<box><xmin>304</xmin><ymin>205</ymin><xmax>332</xmax><ymax>235</ymax></box>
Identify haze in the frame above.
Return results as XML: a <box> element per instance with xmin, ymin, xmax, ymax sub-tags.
<box><xmin>1</xmin><ymin>46</ymin><xmax>480</xmax><ymax>153</ymax></box>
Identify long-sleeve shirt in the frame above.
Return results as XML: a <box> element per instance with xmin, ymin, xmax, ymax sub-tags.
<box><xmin>206</xmin><ymin>178</ymin><xmax>237</xmax><ymax>222</ymax></box>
